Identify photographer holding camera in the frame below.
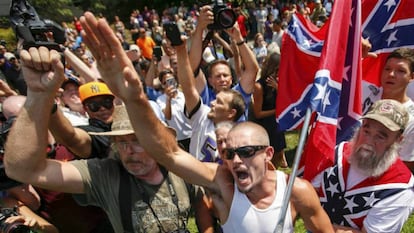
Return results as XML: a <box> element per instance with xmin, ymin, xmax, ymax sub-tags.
<box><xmin>0</xmin><ymin>186</ymin><xmax>58</xmax><ymax>233</ymax></box>
<box><xmin>0</xmin><ymin>95</ymin><xmax>58</xmax><ymax>233</ymax></box>
<box><xmin>188</xmin><ymin>2</ymin><xmax>259</xmax><ymax>123</ymax></box>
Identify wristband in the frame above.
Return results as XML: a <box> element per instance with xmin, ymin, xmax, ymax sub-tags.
<box><xmin>51</xmin><ymin>102</ymin><xmax>58</xmax><ymax>115</ymax></box>
<box><xmin>236</xmin><ymin>40</ymin><xmax>245</xmax><ymax>46</ymax></box>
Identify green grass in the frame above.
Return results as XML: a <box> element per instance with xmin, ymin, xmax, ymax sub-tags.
<box><xmin>186</xmin><ymin>130</ymin><xmax>414</xmax><ymax>232</ymax></box>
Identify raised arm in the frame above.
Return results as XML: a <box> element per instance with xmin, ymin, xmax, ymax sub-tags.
<box><xmin>212</xmin><ymin>31</ymin><xmax>234</xmax><ymax>58</ymax></box>
<box><xmin>144</xmin><ymin>58</ymin><xmax>158</xmax><ymax>88</ymax></box>
<box><xmin>230</xmin><ymin>40</ymin><xmax>242</xmax><ymax>82</ymax></box>
<box><xmin>176</xmin><ymin>40</ymin><xmax>203</xmax><ymax>113</ymax></box>
<box><xmin>80</xmin><ymin>12</ymin><xmax>220</xmax><ymax>190</ymax></box>
<box><xmin>64</xmin><ymin>48</ymin><xmax>98</xmax><ymax>82</ymax></box>
<box><xmin>188</xmin><ymin>5</ymin><xmax>214</xmax><ymax>72</ymax></box>
<box><xmin>4</xmin><ymin>47</ymin><xmax>84</xmax><ymax>193</ymax></box>
<box><xmin>48</xmin><ymin>107</ymin><xmax>93</xmax><ymax>158</ymax></box>
<box><xmin>291</xmin><ymin>178</ymin><xmax>334</xmax><ymax>233</ymax></box>
<box><xmin>225</xmin><ymin>22</ymin><xmax>259</xmax><ymax>94</ymax></box>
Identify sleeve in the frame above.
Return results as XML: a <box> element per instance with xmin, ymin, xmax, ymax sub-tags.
<box><xmin>233</xmin><ymin>84</ymin><xmax>252</xmax><ymax>122</ymax></box>
<box><xmin>399</xmin><ymin>120</ymin><xmax>414</xmax><ymax>161</ymax></box>
<box><xmin>89</xmin><ymin>134</ymin><xmax>111</xmax><ymax>159</ymax></box>
<box><xmin>145</xmin><ymin>86</ymin><xmax>163</xmax><ymax>101</ymax></box>
<box><xmin>363</xmin><ymin>189</ymin><xmax>414</xmax><ymax>233</ymax></box>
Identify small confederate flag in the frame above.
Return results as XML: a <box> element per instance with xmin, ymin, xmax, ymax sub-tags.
<box><xmin>276</xmin><ymin>0</ymin><xmax>361</xmax><ymax>181</ymax></box>
<box><xmin>361</xmin><ymin>0</ymin><xmax>414</xmax><ymax>112</ymax></box>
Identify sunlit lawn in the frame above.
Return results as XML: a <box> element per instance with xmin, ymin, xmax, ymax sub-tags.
<box><xmin>187</xmin><ymin>130</ymin><xmax>414</xmax><ymax>232</ymax></box>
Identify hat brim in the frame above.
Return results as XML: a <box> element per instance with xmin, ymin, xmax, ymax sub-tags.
<box><xmin>88</xmin><ymin>126</ymin><xmax>177</xmax><ymax>137</ymax></box>
<box><xmin>89</xmin><ymin>129</ymin><xmax>135</xmax><ymax>136</ymax></box>
<box><xmin>362</xmin><ymin>114</ymin><xmax>402</xmax><ymax>131</ymax></box>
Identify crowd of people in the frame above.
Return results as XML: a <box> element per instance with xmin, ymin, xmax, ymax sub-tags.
<box><xmin>0</xmin><ymin>0</ymin><xmax>413</xmax><ymax>232</ymax></box>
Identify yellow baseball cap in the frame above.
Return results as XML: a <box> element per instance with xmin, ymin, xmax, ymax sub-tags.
<box><xmin>79</xmin><ymin>81</ymin><xmax>114</xmax><ymax>103</ymax></box>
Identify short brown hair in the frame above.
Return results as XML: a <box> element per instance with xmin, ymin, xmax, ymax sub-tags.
<box><xmin>207</xmin><ymin>59</ymin><xmax>231</xmax><ymax>77</ymax></box>
<box><xmin>386</xmin><ymin>48</ymin><xmax>414</xmax><ymax>73</ymax></box>
<box><xmin>221</xmin><ymin>89</ymin><xmax>245</xmax><ymax>121</ymax></box>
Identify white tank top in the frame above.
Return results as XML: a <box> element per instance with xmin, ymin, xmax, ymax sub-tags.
<box><xmin>221</xmin><ymin>170</ymin><xmax>294</xmax><ymax>233</ymax></box>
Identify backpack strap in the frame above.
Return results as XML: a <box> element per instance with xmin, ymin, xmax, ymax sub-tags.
<box><xmin>119</xmin><ymin>164</ymin><xmax>133</xmax><ymax>233</ymax></box>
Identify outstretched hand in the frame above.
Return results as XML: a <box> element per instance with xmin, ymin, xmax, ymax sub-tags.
<box><xmin>19</xmin><ymin>46</ymin><xmax>65</xmax><ymax>95</ymax></box>
<box><xmin>4</xmin><ymin>215</ymin><xmax>40</xmax><ymax>231</ymax></box>
<box><xmin>80</xmin><ymin>12</ymin><xmax>144</xmax><ymax>102</ymax></box>
<box><xmin>362</xmin><ymin>38</ymin><xmax>377</xmax><ymax>58</ymax></box>
<box><xmin>225</xmin><ymin>22</ymin><xmax>243</xmax><ymax>42</ymax></box>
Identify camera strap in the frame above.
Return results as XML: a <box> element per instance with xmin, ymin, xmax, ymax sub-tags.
<box><xmin>119</xmin><ymin>164</ymin><xmax>133</xmax><ymax>233</ymax></box>
<box><xmin>119</xmin><ymin>164</ymin><xmax>186</xmax><ymax>233</ymax></box>
<box><xmin>133</xmin><ymin>169</ymin><xmax>185</xmax><ymax>233</ymax></box>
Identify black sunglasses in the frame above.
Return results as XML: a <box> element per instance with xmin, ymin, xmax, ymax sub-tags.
<box><xmin>85</xmin><ymin>98</ymin><xmax>114</xmax><ymax>112</ymax></box>
<box><xmin>223</xmin><ymin>145</ymin><xmax>267</xmax><ymax>160</ymax></box>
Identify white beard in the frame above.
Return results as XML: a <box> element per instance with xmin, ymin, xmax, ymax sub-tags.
<box><xmin>348</xmin><ymin>141</ymin><xmax>399</xmax><ymax>178</ymax></box>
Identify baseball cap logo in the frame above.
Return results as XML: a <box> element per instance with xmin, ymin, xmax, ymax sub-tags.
<box><xmin>79</xmin><ymin>81</ymin><xmax>114</xmax><ymax>103</ymax></box>
<box><xmin>90</xmin><ymin>84</ymin><xmax>102</xmax><ymax>94</ymax></box>
<box><xmin>378</xmin><ymin>102</ymin><xmax>393</xmax><ymax>113</ymax></box>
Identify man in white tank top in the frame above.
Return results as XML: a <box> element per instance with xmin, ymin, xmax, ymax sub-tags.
<box><xmin>68</xmin><ymin>13</ymin><xmax>335</xmax><ymax>233</ymax></box>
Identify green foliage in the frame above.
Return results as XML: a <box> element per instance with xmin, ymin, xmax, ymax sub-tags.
<box><xmin>187</xmin><ymin>214</ymin><xmax>414</xmax><ymax>232</ymax></box>
<box><xmin>30</xmin><ymin>0</ymin><xmax>74</xmax><ymax>22</ymax></box>
<box><xmin>0</xmin><ymin>28</ymin><xmax>16</xmax><ymax>50</ymax></box>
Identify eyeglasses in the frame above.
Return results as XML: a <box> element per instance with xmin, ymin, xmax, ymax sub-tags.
<box><xmin>115</xmin><ymin>141</ymin><xmax>145</xmax><ymax>152</ymax></box>
<box><xmin>223</xmin><ymin>145</ymin><xmax>267</xmax><ymax>160</ymax></box>
<box><xmin>85</xmin><ymin>98</ymin><xmax>114</xmax><ymax>112</ymax></box>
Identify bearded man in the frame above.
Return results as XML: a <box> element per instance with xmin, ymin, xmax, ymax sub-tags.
<box><xmin>312</xmin><ymin>99</ymin><xmax>414</xmax><ymax>233</ymax></box>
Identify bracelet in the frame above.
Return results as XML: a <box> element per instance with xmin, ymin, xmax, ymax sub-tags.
<box><xmin>51</xmin><ymin>102</ymin><xmax>58</xmax><ymax>115</ymax></box>
<box><xmin>236</xmin><ymin>40</ymin><xmax>245</xmax><ymax>46</ymax></box>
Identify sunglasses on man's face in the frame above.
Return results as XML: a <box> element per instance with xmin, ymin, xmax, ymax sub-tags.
<box><xmin>223</xmin><ymin>145</ymin><xmax>267</xmax><ymax>160</ymax></box>
<box><xmin>85</xmin><ymin>98</ymin><xmax>114</xmax><ymax>112</ymax></box>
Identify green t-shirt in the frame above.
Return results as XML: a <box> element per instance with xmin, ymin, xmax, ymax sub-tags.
<box><xmin>70</xmin><ymin>158</ymin><xmax>194</xmax><ymax>233</ymax></box>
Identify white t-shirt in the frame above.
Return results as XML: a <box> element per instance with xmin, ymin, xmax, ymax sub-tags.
<box><xmin>186</xmin><ymin>101</ymin><xmax>218</xmax><ymax>162</ymax></box>
<box><xmin>61</xmin><ymin>106</ymin><xmax>89</xmax><ymax>126</ymax></box>
<box><xmin>399</xmin><ymin>99</ymin><xmax>414</xmax><ymax>161</ymax></box>
<box><xmin>156</xmin><ymin>91</ymin><xmax>192</xmax><ymax>141</ymax></box>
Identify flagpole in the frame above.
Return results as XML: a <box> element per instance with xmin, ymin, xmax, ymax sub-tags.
<box><xmin>274</xmin><ymin>107</ymin><xmax>312</xmax><ymax>233</ymax></box>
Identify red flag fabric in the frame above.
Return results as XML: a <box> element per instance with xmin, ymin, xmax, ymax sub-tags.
<box><xmin>361</xmin><ymin>0</ymin><xmax>414</xmax><ymax>113</ymax></box>
<box><xmin>276</xmin><ymin>13</ymin><xmax>326</xmax><ymax>131</ymax></box>
<box><xmin>276</xmin><ymin>0</ymin><xmax>361</xmax><ymax>181</ymax></box>
<box><xmin>276</xmin><ymin>0</ymin><xmax>414</xmax><ymax>181</ymax></box>
<box><xmin>301</xmin><ymin>0</ymin><xmax>360</xmax><ymax>181</ymax></box>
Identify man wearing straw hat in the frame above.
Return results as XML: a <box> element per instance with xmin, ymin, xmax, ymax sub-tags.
<box><xmin>3</xmin><ymin>46</ymin><xmax>198</xmax><ymax>232</ymax></box>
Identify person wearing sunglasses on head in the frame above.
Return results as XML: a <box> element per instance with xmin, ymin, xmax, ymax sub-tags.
<box><xmin>49</xmin><ymin>81</ymin><xmax>116</xmax><ymax>159</ymax></box>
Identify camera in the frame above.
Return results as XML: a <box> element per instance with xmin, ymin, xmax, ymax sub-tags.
<box><xmin>153</xmin><ymin>46</ymin><xmax>163</xmax><ymax>61</ymax></box>
<box><xmin>208</xmin><ymin>0</ymin><xmax>236</xmax><ymax>30</ymax></box>
<box><xmin>165</xmin><ymin>77</ymin><xmax>177</xmax><ymax>89</ymax></box>
<box><xmin>9</xmin><ymin>0</ymin><xmax>66</xmax><ymax>51</ymax></box>
<box><xmin>0</xmin><ymin>207</ymin><xmax>31</xmax><ymax>233</ymax></box>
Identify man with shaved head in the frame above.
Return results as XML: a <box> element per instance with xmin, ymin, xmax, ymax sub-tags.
<box><xmin>51</xmin><ymin>12</ymin><xmax>333</xmax><ymax>233</ymax></box>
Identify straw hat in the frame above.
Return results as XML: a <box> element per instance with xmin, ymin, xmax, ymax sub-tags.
<box><xmin>89</xmin><ymin>105</ymin><xmax>176</xmax><ymax>137</ymax></box>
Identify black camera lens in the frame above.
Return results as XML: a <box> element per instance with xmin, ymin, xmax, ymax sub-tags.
<box><xmin>208</xmin><ymin>0</ymin><xmax>236</xmax><ymax>30</ymax></box>
<box><xmin>0</xmin><ymin>222</ymin><xmax>31</xmax><ymax>233</ymax></box>
<box><xmin>217</xmin><ymin>8</ymin><xmax>236</xmax><ymax>29</ymax></box>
